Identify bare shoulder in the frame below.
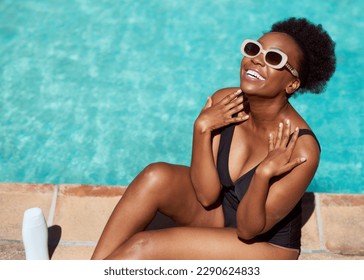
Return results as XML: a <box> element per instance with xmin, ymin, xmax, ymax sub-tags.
<box><xmin>287</xmin><ymin>107</ymin><xmax>320</xmax><ymax>164</ymax></box>
<box><xmin>211</xmin><ymin>87</ymin><xmax>240</xmax><ymax>103</ymax></box>
<box><xmin>295</xmin><ymin>128</ymin><xmax>321</xmax><ymax>168</ymax></box>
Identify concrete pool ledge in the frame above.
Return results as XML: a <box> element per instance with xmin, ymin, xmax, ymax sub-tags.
<box><xmin>0</xmin><ymin>183</ymin><xmax>363</xmax><ymax>260</ymax></box>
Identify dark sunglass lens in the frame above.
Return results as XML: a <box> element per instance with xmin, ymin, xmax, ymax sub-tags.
<box><xmin>266</xmin><ymin>51</ymin><xmax>282</xmax><ymax>66</ymax></box>
<box><xmin>244</xmin><ymin>42</ymin><xmax>260</xmax><ymax>56</ymax></box>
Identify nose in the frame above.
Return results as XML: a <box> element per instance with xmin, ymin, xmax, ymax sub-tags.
<box><xmin>251</xmin><ymin>52</ymin><xmax>265</xmax><ymax>66</ymax></box>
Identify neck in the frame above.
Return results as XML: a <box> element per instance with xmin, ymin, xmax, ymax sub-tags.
<box><xmin>246</xmin><ymin>94</ymin><xmax>291</xmax><ymax>131</ymax></box>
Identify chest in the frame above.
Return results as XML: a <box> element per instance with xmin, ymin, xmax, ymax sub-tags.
<box><xmin>224</xmin><ymin>125</ymin><xmax>268</xmax><ymax>183</ymax></box>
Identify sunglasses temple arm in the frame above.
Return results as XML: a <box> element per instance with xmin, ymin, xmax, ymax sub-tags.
<box><xmin>285</xmin><ymin>63</ymin><xmax>300</xmax><ymax>78</ymax></box>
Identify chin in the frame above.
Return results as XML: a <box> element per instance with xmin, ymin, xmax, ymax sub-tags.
<box><xmin>240</xmin><ymin>83</ymin><xmax>258</xmax><ymax>95</ymax></box>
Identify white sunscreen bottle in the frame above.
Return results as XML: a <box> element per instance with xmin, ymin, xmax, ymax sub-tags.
<box><xmin>22</xmin><ymin>207</ymin><xmax>49</xmax><ymax>260</ymax></box>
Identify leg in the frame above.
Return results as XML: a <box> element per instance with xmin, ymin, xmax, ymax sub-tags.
<box><xmin>105</xmin><ymin>227</ymin><xmax>299</xmax><ymax>260</ymax></box>
<box><xmin>91</xmin><ymin>162</ymin><xmax>223</xmax><ymax>260</ymax></box>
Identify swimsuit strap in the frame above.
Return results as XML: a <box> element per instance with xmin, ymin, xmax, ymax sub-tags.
<box><xmin>293</xmin><ymin>128</ymin><xmax>321</xmax><ymax>152</ymax></box>
<box><xmin>217</xmin><ymin>126</ymin><xmax>321</xmax><ymax>187</ymax></box>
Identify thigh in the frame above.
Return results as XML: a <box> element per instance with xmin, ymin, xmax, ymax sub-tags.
<box><xmin>92</xmin><ymin>163</ymin><xmax>224</xmax><ymax>260</ymax></box>
<box><xmin>107</xmin><ymin>227</ymin><xmax>299</xmax><ymax>260</ymax></box>
<box><xmin>126</xmin><ymin>162</ymin><xmax>224</xmax><ymax>227</ymax></box>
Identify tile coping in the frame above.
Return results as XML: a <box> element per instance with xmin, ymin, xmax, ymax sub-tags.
<box><xmin>2</xmin><ymin>182</ymin><xmax>363</xmax><ymax>199</ymax></box>
<box><xmin>1</xmin><ymin>183</ymin><xmax>363</xmax><ymax>259</ymax></box>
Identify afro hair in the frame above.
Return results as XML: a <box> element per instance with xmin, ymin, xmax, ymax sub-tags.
<box><xmin>270</xmin><ymin>17</ymin><xmax>336</xmax><ymax>94</ymax></box>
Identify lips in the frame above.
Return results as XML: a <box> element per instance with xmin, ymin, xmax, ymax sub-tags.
<box><xmin>246</xmin><ymin>69</ymin><xmax>266</xmax><ymax>81</ymax></box>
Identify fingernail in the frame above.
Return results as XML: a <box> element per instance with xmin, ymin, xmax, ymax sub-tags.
<box><xmin>301</xmin><ymin>157</ymin><xmax>307</xmax><ymax>162</ymax></box>
<box><xmin>237</xmin><ymin>89</ymin><xmax>242</xmax><ymax>93</ymax></box>
<box><xmin>286</xmin><ymin>119</ymin><xmax>290</xmax><ymax>125</ymax></box>
<box><xmin>295</xmin><ymin>126</ymin><xmax>299</xmax><ymax>131</ymax></box>
<box><xmin>279</xmin><ymin>122</ymin><xmax>283</xmax><ymax>128</ymax></box>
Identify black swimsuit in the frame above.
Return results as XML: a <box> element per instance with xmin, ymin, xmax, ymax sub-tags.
<box><xmin>217</xmin><ymin>124</ymin><xmax>320</xmax><ymax>250</ymax></box>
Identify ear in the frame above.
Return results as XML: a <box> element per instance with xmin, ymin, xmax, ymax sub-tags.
<box><xmin>285</xmin><ymin>79</ymin><xmax>301</xmax><ymax>95</ymax></box>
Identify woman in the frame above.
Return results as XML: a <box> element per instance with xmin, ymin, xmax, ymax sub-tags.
<box><xmin>91</xmin><ymin>17</ymin><xmax>336</xmax><ymax>260</ymax></box>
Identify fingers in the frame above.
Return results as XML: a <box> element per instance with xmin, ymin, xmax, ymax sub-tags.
<box><xmin>225</xmin><ymin>91</ymin><xmax>245</xmax><ymax>114</ymax></box>
<box><xmin>220</xmin><ymin>89</ymin><xmax>242</xmax><ymax>105</ymax></box>
<box><xmin>202</xmin><ymin>96</ymin><xmax>212</xmax><ymax>110</ymax></box>
<box><xmin>286</xmin><ymin>126</ymin><xmax>300</xmax><ymax>151</ymax></box>
<box><xmin>197</xmin><ymin>89</ymin><xmax>248</xmax><ymax>131</ymax></box>
<box><xmin>274</xmin><ymin>122</ymin><xmax>284</xmax><ymax>148</ymax></box>
<box><xmin>229</xmin><ymin>102</ymin><xmax>245</xmax><ymax>115</ymax></box>
<box><xmin>272</xmin><ymin>119</ymin><xmax>298</xmax><ymax>148</ymax></box>
<box><xmin>231</xmin><ymin>114</ymin><xmax>249</xmax><ymax>123</ymax></box>
<box><xmin>274</xmin><ymin>120</ymin><xmax>292</xmax><ymax>148</ymax></box>
<box><xmin>269</xmin><ymin>119</ymin><xmax>302</xmax><ymax>156</ymax></box>
<box><xmin>268</xmin><ymin>133</ymin><xmax>274</xmax><ymax>151</ymax></box>
<box><xmin>281</xmin><ymin>119</ymin><xmax>291</xmax><ymax>148</ymax></box>
<box><xmin>220</xmin><ymin>89</ymin><xmax>244</xmax><ymax>109</ymax></box>
<box><xmin>280</xmin><ymin>156</ymin><xmax>307</xmax><ymax>174</ymax></box>
<box><xmin>216</xmin><ymin>89</ymin><xmax>247</xmax><ymax>123</ymax></box>
<box><xmin>268</xmin><ymin>120</ymin><xmax>307</xmax><ymax>174</ymax></box>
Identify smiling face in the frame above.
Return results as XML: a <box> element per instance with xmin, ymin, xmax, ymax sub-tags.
<box><xmin>240</xmin><ymin>32</ymin><xmax>303</xmax><ymax>98</ymax></box>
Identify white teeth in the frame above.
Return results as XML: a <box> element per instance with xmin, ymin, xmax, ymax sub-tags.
<box><xmin>246</xmin><ymin>70</ymin><xmax>265</xmax><ymax>81</ymax></box>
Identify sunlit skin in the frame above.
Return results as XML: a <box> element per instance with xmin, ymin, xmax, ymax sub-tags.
<box><xmin>91</xmin><ymin>32</ymin><xmax>320</xmax><ymax>260</ymax></box>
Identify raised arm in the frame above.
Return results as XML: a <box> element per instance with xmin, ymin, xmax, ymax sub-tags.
<box><xmin>236</xmin><ymin>119</ymin><xmax>320</xmax><ymax>240</ymax></box>
<box><xmin>190</xmin><ymin>88</ymin><xmax>249</xmax><ymax>207</ymax></box>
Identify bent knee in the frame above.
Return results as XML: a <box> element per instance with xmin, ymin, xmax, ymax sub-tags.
<box><xmin>139</xmin><ymin>162</ymin><xmax>177</xmax><ymax>191</ymax></box>
<box><xmin>132</xmin><ymin>162</ymin><xmax>195</xmax><ymax>215</ymax></box>
<box><xmin>142</xmin><ymin>162</ymin><xmax>171</xmax><ymax>181</ymax></box>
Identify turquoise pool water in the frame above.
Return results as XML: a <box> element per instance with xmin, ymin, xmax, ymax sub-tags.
<box><xmin>0</xmin><ymin>0</ymin><xmax>363</xmax><ymax>193</ymax></box>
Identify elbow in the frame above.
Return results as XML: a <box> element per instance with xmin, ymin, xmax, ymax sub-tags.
<box><xmin>190</xmin><ymin>181</ymin><xmax>213</xmax><ymax>207</ymax></box>
<box><xmin>190</xmin><ymin>177</ymin><xmax>220</xmax><ymax>208</ymax></box>
<box><xmin>196</xmin><ymin>194</ymin><xmax>216</xmax><ymax>208</ymax></box>
<box><xmin>236</xmin><ymin>220</ymin><xmax>265</xmax><ymax>241</ymax></box>
<box><xmin>236</xmin><ymin>228</ymin><xmax>256</xmax><ymax>241</ymax></box>
<box><xmin>194</xmin><ymin>184</ymin><xmax>221</xmax><ymax>207</ymax></box>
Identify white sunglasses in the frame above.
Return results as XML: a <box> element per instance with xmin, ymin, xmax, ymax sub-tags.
<box><xmin>241</xmin><ymin>39</ymin><xmax>299</xmax><ymax>78</ymax></box>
